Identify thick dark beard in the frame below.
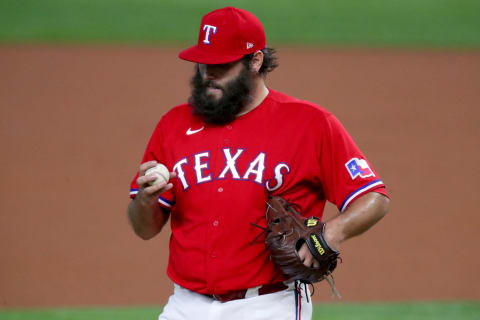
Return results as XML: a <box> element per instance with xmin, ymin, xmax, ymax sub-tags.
<box><xmin>188</xmin><ymin>65</ymin><xmax>253</xmax><ymax>125</ymax></box>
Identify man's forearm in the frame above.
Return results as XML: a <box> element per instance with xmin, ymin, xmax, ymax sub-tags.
<box><xmin>127</xmin><ymin>197</ymin><xmax>169</xmax><ymax>240</ymax></box>
<box><xmin>324</xmin><ymin>192</ymin><xmax>390</xmax><ymax>247</ymax></box>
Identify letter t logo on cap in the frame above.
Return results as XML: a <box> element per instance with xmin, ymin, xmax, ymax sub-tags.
<box><xmin>202</xmin><ymin>25</ymin><xmax>217</xmax><ymax>44</ymax></box>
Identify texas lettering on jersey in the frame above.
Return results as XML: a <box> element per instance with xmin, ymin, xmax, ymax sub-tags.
<box><xmin>130</xmin><ymin>89</ymin><xmax>386</xmax><ymax>212</ymax></box>
<box><xmin>173</xmin><ymin>148</ymin><xmax>289</xmax><ymax>192</ymax></box>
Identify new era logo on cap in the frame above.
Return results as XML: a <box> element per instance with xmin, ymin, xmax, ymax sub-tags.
<box><xmin>179</xmin><ymin>7</ymin><xmax>266</xmax><ymax>64</ymax></box>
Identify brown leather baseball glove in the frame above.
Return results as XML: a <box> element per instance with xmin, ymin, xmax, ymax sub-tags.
<box><xmin>264</xmin><ymin>196</ymin><xmax>340</xmax><ymax>288</ymax></box>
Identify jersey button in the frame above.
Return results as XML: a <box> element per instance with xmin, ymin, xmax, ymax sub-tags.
<box><xmin>218</xmin><ymin>187</ymin><xmax>223</xmax><ymax>192</ymax></box>
<box><xmin>213</xmin><ymin>220</ymin><xmax>219</xmax><ymax>227</ymax></box>
<box><xmin>211</xmin><ymin>252</ymin><xmax>217</xmax><ymax>258</ymax></box>
<box><xmin>226</xmin><ymin>125</ymin><xmax>232</xmax><ymax>130</ymax></box>
<box><xmin>224</xmin><ymin>139</ymin><xmax>229</xmax><ymax>143</ymax></box>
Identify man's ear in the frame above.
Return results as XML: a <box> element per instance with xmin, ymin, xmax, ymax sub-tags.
<box><xmin>249</xmin><ymin>50</ymin><xmax>264</xmax><ymax>73</ymax></box>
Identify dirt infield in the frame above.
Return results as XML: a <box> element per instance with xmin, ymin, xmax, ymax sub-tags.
<box><xmin>0</xmin><ymin>46</ymin><xmax>479</xmax><ymax>308</ymax></box>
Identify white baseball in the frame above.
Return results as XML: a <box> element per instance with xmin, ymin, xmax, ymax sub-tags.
<box><xmin>145</xmin><ymin>163</ymin><xmax>170</xmax><ymax>186</ymax></box>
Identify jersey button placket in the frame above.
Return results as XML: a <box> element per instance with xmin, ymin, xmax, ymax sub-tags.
<box><xmin>207</xmin><ymin>126</ymin><xmax>230</xmax><ymax>291</ymax></box>
<box><xmin>211</xmin><ymin>219</ymin><xmax>219</xmax><ymax>259</ymax></box>
<box><xmin>200</xmin><ymin>126</ymin><xmax>223</xmax><ymax>292</ymax></box>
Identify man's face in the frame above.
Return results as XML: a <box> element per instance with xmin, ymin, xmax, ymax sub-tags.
<box><xmin>197</xmin><ymin>60</ymin><xmax>244</xmax><ymax>100</ymax></box>
<box><xmin>189</xmin><ymin>60</ymin><xmax>253</xmax><ymax>125</ymax></box>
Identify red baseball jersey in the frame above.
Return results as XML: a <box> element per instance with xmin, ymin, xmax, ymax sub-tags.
<box><xmin>130</xmin><ymin>89</ymin><xmax>387</xmax><ymax>294</ymax></box>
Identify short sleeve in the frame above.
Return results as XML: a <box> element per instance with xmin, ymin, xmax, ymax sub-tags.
<box><xmin>129</xmin><ymin>120</ymin><xmax>175</xmax><ymax>210</ymax></box>
<box><xmin>317</xmin><ymin>114</ymin><xmax>386</xmax><ymax>212</ymax></box>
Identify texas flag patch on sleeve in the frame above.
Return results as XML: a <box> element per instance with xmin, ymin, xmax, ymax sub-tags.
<box><xmin>345</xmin><ymin>158</ymin><xmax>375</xmax><ymax>179</ymax></box>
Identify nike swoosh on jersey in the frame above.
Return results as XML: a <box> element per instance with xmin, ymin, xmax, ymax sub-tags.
<box><xmin>186</xmin><ymin>126</ymin><xmax>205</xmax><ymax>135</ymax></box>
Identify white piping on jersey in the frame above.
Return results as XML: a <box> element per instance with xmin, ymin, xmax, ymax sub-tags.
<box><xmin>340</xmin><ymin>180</ymin><xmax>384</xmax><ymax>213</ymax></box>
<box><xmin>130</xmin><ymin>189</ymin><xmax>173</xmax><ymax>208</ymax></box>
<box><xmin>158</xmin><ymin>197</ymin><xmax>173</xmax><ymax>208</ymax></box>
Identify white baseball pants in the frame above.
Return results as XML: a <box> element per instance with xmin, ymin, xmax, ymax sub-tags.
<box><xmin>158</xmin><ymin>282</ymin><xmax>312</xmax><ymax>320</ymax></box>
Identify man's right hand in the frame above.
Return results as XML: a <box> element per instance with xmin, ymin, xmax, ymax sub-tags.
<box><xmin>135</xmin><ymin>161</ymin><xmax>176</xmax><ymax>205</ymax></box>
<box><xmin>127</xmin><ymin>161</ymin><xmax>176</xmax><ymax>240</ymax></box>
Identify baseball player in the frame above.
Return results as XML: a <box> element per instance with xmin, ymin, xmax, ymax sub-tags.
<box><xmin>127</xmin><ymin>7</ymin><xmax>389</xmax><ymax>320</ymax></box>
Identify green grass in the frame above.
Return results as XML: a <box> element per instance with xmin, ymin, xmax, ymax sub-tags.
<box><xmin>0</xmin><ymin>302</ymin><xmax>479</xmax><ymax>320</ymax></box>
<box><xmin>314</xmin><ymin>301</ymin><xmax>480</xmax><ymax>320</ymax></box>
<box><xmin>0</xmin><ymin>306</ymin><xmax>162</xmax><ymax>320</ymax></box>
<box><xmin>0</xmin><ymin>0</ymin><xmax>480</xmax><ymax>47</ymax></box>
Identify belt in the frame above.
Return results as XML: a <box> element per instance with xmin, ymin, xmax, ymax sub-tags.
<box><xmin>206</xmin><ymin>282</ymin><xmax>289</xmax><ymax>303</ymax></box>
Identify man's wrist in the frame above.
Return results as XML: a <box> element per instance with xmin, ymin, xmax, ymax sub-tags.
<box><xmin>135</xmin><ymin>190</ymin><xmax>159</xmax><ymax>208</ymax></box>
<box><xmin>324</xmin><ymin>221</ymin><xmax>345</xmax><ymax>250</ymax></box>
